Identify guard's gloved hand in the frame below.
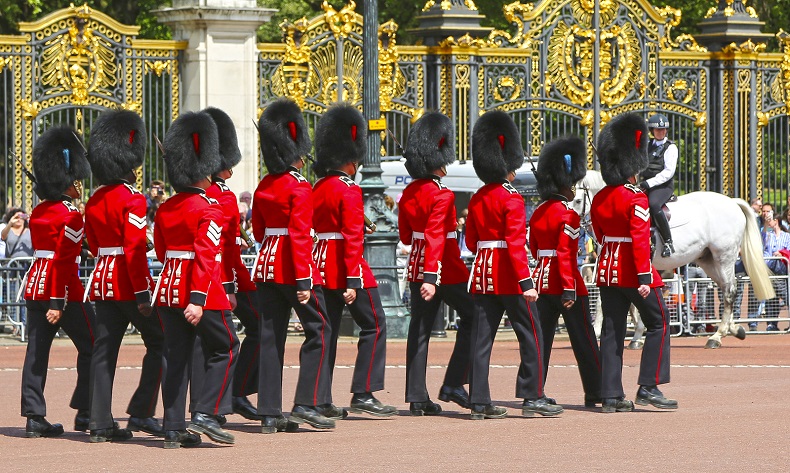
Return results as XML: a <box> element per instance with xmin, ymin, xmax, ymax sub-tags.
<box><xmin>639</xmin><ymin>181</ymin><xmax>649</xmax><ymax>191</ymax></box>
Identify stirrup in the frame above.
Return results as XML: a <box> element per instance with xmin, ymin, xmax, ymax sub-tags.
<box><xmin>661</xmin><ymin>241</ymin><xmax>674</xmax><ymax>257</ymax></box>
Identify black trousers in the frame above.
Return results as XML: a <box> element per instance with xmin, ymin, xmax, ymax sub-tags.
<box><xmin>256</xmin><ymin>283</ymin><xmax>332</xmax><ymax>416</ymax></box>
<box><xmin>189</xmin><ymin>290</ymin><xmax>260</xmax><ymax>415</ymax></box>
<box><xmin>536</xmin><ymin>294</ymin><xmax>601</xmax><ymax>398</ymax></box>
<box><xmin>160</xmin><ymin>306</ymin><xmax>238</xmax><ymax>431</ymax></box>
<box><xmin>647</xmin><ymin>182</ymin><xmax>673</xmax><ymax>242</ymax></box>
<box><xmin>324</xmin><ymin>287</ymin><xmax>387</xmax><ymax>398</ymax></box>
<box><xmin>468</xmin><ymin>293</ymin><xmax>544</xmax><ymax>405</ymax></box>
<box><xmin>89</xmin><ymin>300</ymin><xmax>164</xmax><ymax>430</ymax></box>
<box><xmin>232</xmin><ymin>290</ymin><xmax>261</xmax><ymax>397</ymax></box>
<box><xmin>598</xmin><ymin>286</ymin><xmax>671</xmax><ymax>399</ymax></box>
<box><xmin>406</xmin><ymin>282</ymin><xmax>473</xmax><ymax>402</ymax></box>
<box><xmin>21</xmin><ymin>300</ymin><xmax>95</xmax><ymax>417</ymax></box>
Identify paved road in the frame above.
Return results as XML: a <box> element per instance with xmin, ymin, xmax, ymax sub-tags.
<box><xmin>1</xmin><ymin>332</ymin><xmax>789</xmax><ymax>472</ymax></box>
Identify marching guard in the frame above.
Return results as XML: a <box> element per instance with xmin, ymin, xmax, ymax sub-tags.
<box><xmin>188</xmin><ymin>107</ymin><xmax>262</xmax><ymax>423</ymax></box>
<box><xmin>311</xmin><ymin>103</ymin><xmax>395</xmax><ymax>418</ymax></box>
<box><xmin>253</xmin><ymin>98</ymin><xmax>334</xmax><ymax>432</ymax></box>
<box><xmin>465</xmin><ymin>111</ymin><xmax>562</xmax><ymax>419</ymax></box>
<box><xmin>398</xmin><ymin>112</ymin><xmax>473</xmax><ymax>415</ymax></box>
<box><xmin>529</xmin><ymin>136</ymin><xmax>602</xmax><ymax>407</ymax></box>
<box><xmin>84</xmin><ymin>110</ymin><xmax>165</xmax><ymax>442</ymax></box>
<box><xmin>590</xmin><ymin>113</ymin><xmax>677</xmax><ymax>413</ymax></box>
<box><xmin>156</xmin><ymin>111</ymin><xmax>239</xmax><ymax>448</ymax></box>
<box><xmin>21</xmin><ymin>126</ymin><xmax>95</xmax><ymax>437</ymax></box>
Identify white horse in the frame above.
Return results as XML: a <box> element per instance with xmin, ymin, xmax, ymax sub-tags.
<box><xmin>574</xmin><ymin>170</ymin><xmax>774</xmax><ymax>349</ymax></box>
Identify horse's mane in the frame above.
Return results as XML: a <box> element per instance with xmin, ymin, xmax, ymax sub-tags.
<box><xmin>579</xmin><ymin>169</ymin><xmax>605</xmax><ymax>191</ymax></box>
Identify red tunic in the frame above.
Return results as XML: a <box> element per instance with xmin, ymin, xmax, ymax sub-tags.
<box><xmin>528</xmin><ymin>199</ymin><xmax>588</xmax><ymax>298</ymax></box>
<box><xmin>590</xmin><ymin>183</ymin><xmax>662</xmax><ymax>288</ymax></box>
<box><xmin>251</xmin><ymin>169</ymin><xmax>322</xmax><ymax>290</ymax></box>
<box><xmin>153</xmin><ymin>188</ymin><xmax>231</xmax><ymax>310</ymax></box>
<box><xmin>84</xmin><ymin>182</ymin><xmax>153</xmax><ymax>303</ymax></box>
<box><xmin>465</xmin><ymin>182</ymin><xmax>534</xmax><ymax>295</ymax></box>
<box><xmin>24</xmin><ymin>199</ymin><xmax>85</xmax><ymax>309</ymax></box>
<box><xmin>311</xmin><ymin>172</ymin><xmax>376</xmax><ymax>289</ymax></box>
<box><xmin>207</xmin><ymin>179</ymin><xmax>256</xmax><ymax>293</ymax></box>
<box><xmin>398</xmin><ymin>177</ymin><xmax>469</xmax><ymax>285</ymax></box>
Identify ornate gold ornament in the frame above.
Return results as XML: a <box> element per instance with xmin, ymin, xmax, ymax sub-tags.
<box><xmin>778</xmin><ymin>30</ymin><xmax>790</xmax><ymax>106</ymax></box>
<box><xmin>440</xmin><ymin>33</ymin><xmax>488</xmax><ymax>48</ymax></box>
<box><xmin>422</xmin><ymin>0</ymin><xmax>478</xmax><ymax>10</ymax></box>
<box><xmin>40</xmin><ymin>4</ymin><xmax>117</xmax><ymax>105</ymax></box>
<box><xmin>145</xmin><ymin>60</ymin><xmax>171</xmax><ymax>77</ymax></box>
<box><xmin>547</xmin><ymin>19</ymin><xmax>640</xmax><ymax>107</ymax></box>
<box><xmin>756</xmin><ymin>111</ymin><xmax>769</xmax><ymax>127</ymax></box>
<box><xmin>0</xmin><ymin>57</ymin><xmax>12</xmax><ymax>72</ymax></box>
<box><xmin>721</xmin><ymin>39</ymin><xmax>767</xmax><ymax>54</ymax></box>
<box><xmin>491</xmin><ymin>76</ymin><xmax>523</xmax><ymax>102</ymax></box>
<box><xmin>276</xmin><ymin>17</ymin><xmax>312</xmax><ymax>108</ymax></box>
<box><xmin>323</xmin><ymin>1</ymin><xmax>357</xmax><ymax>39</ymax></box>
<box><xmin>121</xmin><ymin>101</ymin><xmax>142</xmax><ymax>113</ymax></box>
<box><xmin>20</xmin><ymin>100</ymin><xmax>42</xmax><ymax>121</ymax></box>
<box><xmin>665</xmin><ymin>78</ymin><xmax>696</xmax><ymax>104</ymax></box>
<box><xmin>487</xmin><ymin>1</ymin><xmax>535</xmax><ymax>47</ymax></box>
<box><xmin>656</xmin><ymin>7</ymin><xmax>706</xmax><ymax>52</ymax></box>
<box><xmin>378</xmin><ymin>20</ymin><xmax>405</xmax><ymax>112</ymax></box>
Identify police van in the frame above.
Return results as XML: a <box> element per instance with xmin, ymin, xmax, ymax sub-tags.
<box><xmin>370</xmin><ymin>157</ymin><xmax>541</xmax><ymax>219</ymax></box>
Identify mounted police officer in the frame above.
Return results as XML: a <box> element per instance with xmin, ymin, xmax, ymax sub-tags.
<box><xmin>638</xmin><ymin>113</ymin><xmax>677</xmax><ymax>257</ymax></box>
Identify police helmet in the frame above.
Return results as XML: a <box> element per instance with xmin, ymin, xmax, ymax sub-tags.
<box><xmin>647</xmin><ymin>114</ymin><xmax>669</xmax><ymax>129</ymax></box>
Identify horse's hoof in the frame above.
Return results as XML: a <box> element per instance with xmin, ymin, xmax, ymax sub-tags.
<box><xmin>704</xmin><ymin>339</ymin><xmax>721</xmax><ymax>349</ymax></box>
<box><xmin>627</xmin><ymin>340</ymin><xmax>644</xmax><ymax>350</ymax></box>
<box><xmin>735</xmin><ymin>326</ymin><xmax>747</xmax><ymax>340</ymax></box>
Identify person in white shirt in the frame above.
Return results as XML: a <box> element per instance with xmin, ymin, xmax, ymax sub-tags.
<box><xmin>638</xmin><ymin>113</ymin><xmax>678</xmax><ymax>257</ymax></box>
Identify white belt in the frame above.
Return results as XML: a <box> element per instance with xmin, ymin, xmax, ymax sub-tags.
<box><xmin>165</xmin><ymin>250</ymin><xmax>195</xmax><ymax>260</ymax></box>
<box><xmin>478</xmin><ymin>240</ymin><xmax>507</xmax><ymax>249</ymax></box>
<box><xmin>603</xmin><ymin>236</ymin><xmax>632</xmax><ymax>243</ymax></box>
<box><xmin>98</xmin><ymin>246</ymin><xmax>124</xmax><ymax>256</ymax></box>
<box><xmin>264</xmin><ymin>228</ymin><xmax>289</xmax><ymax>236</ymax></box>
<box><xmin>34</xmin><ymin>250</ymin><xmax>80</xmax><ymax>263</ymax></box>
<box><xmin>537</xmin><ymin>250</ymin><xmax>557</xmax><ymax>257</ymax></box>
<box><xmin>413</xmin><ymin>231</ymin><xmax>458</xmax><ymax>240</ymax></box>
<box><xmin>316</xmin><ymin>232</ymin><xmax>344</xmax><ymax>240</ymax></box>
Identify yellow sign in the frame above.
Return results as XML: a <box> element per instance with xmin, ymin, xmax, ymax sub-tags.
<box><xmin>368</xmin><ymin>118</ymin><xmax>386</xmax><ymax>131</ymax></box>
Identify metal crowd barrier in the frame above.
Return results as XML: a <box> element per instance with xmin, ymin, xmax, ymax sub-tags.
<box><xmin>581</xmin><ymin>258</ymin><xmax>790</xmax><ymax>337</ymax></box>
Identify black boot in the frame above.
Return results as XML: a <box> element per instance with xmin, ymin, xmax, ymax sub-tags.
<box><xmin>438</xmin><ymin>385</ymin><xmax>470</xmax><ymax>409</ymax></box>
<box><xmin>601</xmin><ymin>397</ymin><xmax>635</xmax><ymax>413</ymax></box>
<box><xmin>661</xmin><ymin>240</ymin><xmax>674</xmax><ymax>257</ymax></box>
<box><xmin>163</xmin><ymin>430</ymin><xmax>202</xmax><ymax>449</ymax></box>
<box><xmin>74</xmin><ymin>410</ymin><xmax>90</xmax><ymax>432</ymax></box>
<box><xmin>636</xmin><ymin>385</ymin><xmax>678</xmax><ymax>409</ymax></box>
<box><xmin>232</xmin><ymin>396</ymin><xmax>262</xmax><ymax>421</ymax></box>
<box><xmin>316</xmin><ymin>403</ymin><xmax>348</xmax><ymax>420</ymax></box>
<box><xmin>522</xmin><ymin>398</ymin><xmax>563</xmax><ymax>417</ymax></box>
<box><xmin>261</xmin><ymin>415</ymin><xmax>299</xmax><ymax>434</ymax></box>
<box><xmin>90</xmin><ymin>422</ymin><xmax>133</xmax><ymax>443</ymax></box>
<box><xmin>127</xmin><ymin>416</ymin><xmax>164</xmax><ymax>437</ymax></box>
<box><xmin>470</xmin><ymin>404</ymin><xmax>507</xmax><ymax>420</ymax></box>
<box><xmin>409</xmin><ymin>400</ymin><xmax>442</xmax><ymax>416</ymax></box>
<box><xmin>188</xmin><ymin>412</ymin><xmax>235</xmax><ymax>444</ymax></box>
<box><xmin>25</xmin><ymin>416</ymin><xmax>64</xmax><ymax>438</ymax></box>
<box><xmin>349</xmin><ymin>393</ymin><xmax>397</xmax><ymax>417</ymax></box>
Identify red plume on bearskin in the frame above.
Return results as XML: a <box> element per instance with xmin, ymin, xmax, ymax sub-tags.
<box><xmin>203</xmin><ymin>107</ymin><xmax>242</xmax><ymax>174</ymax></box>
<box><xmin>33</xmin><ymin>126</ymin><xmax>91</xmax><ymax>200</ymax></box>
<box><xmin>258</xmin><ymin>97</ymin><xmax>311</xmax><ymax>175</ymax></box>
<box><xmin>162</xmin><ymin>111</ymin><xmax>220</xmax><ymax>189</ymax></box>
<box><xmin>87</xmin><ymin>109</ymin><xmax>146</xmax><ymax>185</ymax></box>
<box><xmin>596</xmin><ymin>112</ymin><xmax>649</xmax><ymax>186</ymax></box>
<box><xmin>535</xmin><ymin>136</ymin><xmax>587</xmax><ymax>200</ymax></box>
<box><xmin>313</xmin><ymin>102</ymin><xmax>367</xmax><ymax>178</ymax></box>
<box><xmin>471</xmin><ymin>110</ymin><xmax>524</xmax><ymax>184</ymax></box>
<box><xmin>403</xmin><ymin>112</ymin><xmax>456</xmax><ymax>179</ymax></box>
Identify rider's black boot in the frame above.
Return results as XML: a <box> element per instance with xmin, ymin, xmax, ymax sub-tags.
<box><xmin>661</xmin><ymin>240</ymin><xmax>674</xmax><ymax>257</ymax></box>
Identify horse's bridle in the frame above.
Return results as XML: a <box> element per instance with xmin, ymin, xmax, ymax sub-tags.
<box><xmin>577</xmin><ymin>181</ymin><xmax>599</xmax><ymax>247</ymax></box>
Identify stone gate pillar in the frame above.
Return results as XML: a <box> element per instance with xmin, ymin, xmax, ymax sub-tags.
<box><xmin>154</xmin><ymin>0</ymin><xmax>276</xmax><ymax>196</ymax></box>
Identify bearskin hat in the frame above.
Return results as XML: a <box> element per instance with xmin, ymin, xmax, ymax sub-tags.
<box><xmin>203</xmin><ymin>107</ymin><xmax>241</xmax><ymax>174</ymax></box>
<box><xmin>535</xmin><ymin>136</ymin><xmax>587</xmax><ymax>200</ymax></box>
<box><xmin>471</xmin><ymin>110</ymin><xmax>524</xmax><ymax>184</ymax></box>
<box><xmin>313</xmin><ymin>102</ymin><xmax>367</xmax><ymax>177</ymax></box>
<box><xmin>596</xmin><ymin>113</ymin><xmax>649</xmax><ymax>186</ymax></box>
<box><xmin>86</xmin><ymin>110</ymin><xmax>146</xmax><ymax>184</ymax></box>
<box><xmin>162</xmin><ymin>111</ymin><xmax>219</xmax><ymax>189</ymax></box>
<box><xmin>32</xmin><ymin>126</ymin><xmax>91</xmax><ymax>201</ymax></box>
<box><xmin>403</xmin><ymin>112</ymin><xmax>455</xmax><ymax>179</ymax></box>
<box><xmin>258</xmin><ymin>97</ymin><xmax>311</xmax><ymax>175</ymax></box>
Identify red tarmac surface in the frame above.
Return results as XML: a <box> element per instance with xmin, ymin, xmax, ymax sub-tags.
<box><xmin>1</xmin><ymin>332</ymin><xmax>789</xmax><ymax>472</ymax></box>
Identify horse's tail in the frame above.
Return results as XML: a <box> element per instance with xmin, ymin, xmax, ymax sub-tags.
<box><xmin>734</xmin><ymin>198</ymin><xmax>775</xmax><ymax>300</ymax></box>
